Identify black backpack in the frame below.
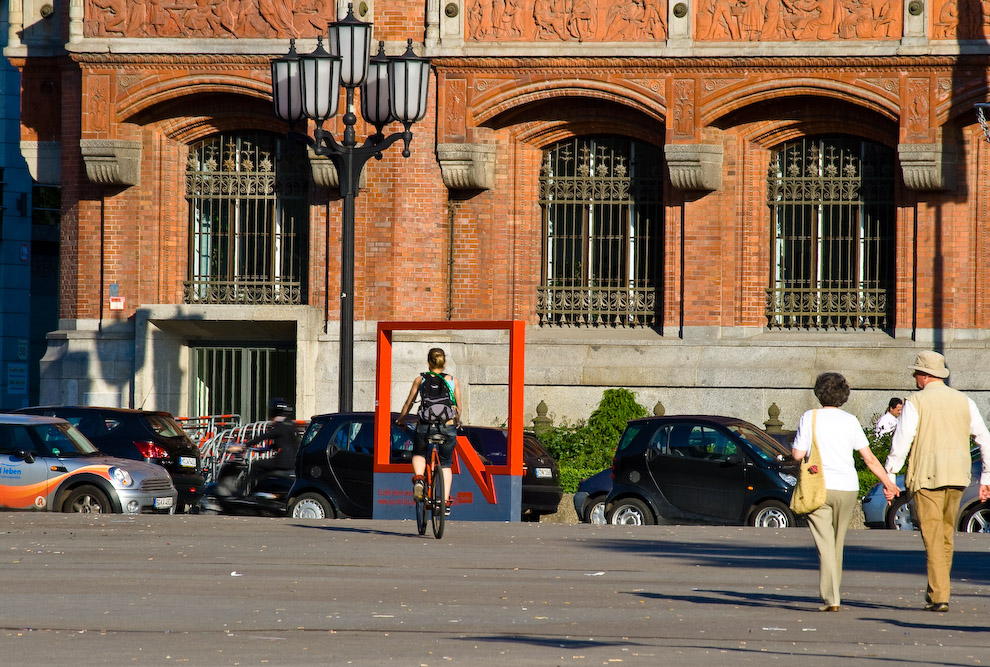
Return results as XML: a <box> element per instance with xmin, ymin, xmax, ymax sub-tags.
<box><xmin>417</xmin><ymin>372</ymin><xmax>456</xmax><ymax>426</ymax></box>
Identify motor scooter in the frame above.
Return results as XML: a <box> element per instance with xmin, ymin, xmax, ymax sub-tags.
<box><xmin>199</xmin><ymin>443</ymin><xmax>294</xmax><ymax>516</ymax></box>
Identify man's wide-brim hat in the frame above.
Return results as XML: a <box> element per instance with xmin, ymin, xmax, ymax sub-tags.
<box><xmin>910</xmin><ymin>350</ymin><xmax>950</xmax><ymax>379</ymax></box>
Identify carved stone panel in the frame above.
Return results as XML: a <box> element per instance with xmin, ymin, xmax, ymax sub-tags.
<box><xmin>444</xmin><ymin>79</ymin><xmax>469</xmax><ymax>141</ymax></box>
<box><xmin>932</xmin><ymin>0</ymin><xmax>990</xmax><ymax>39</ymax></box>
<box><xmin>466</xmin><ymin>0</ymin><xmax>667</xmax><ymax>41</ymax></box>
<box><xmin>86</xmin><ymin>73</ymin><xmax>112</xmax><ymax>134</ymax></box>
<box><xmin>696</xmin><ymin>0</ymin><xmax>901</xmax><ymax>41</ymax></box>
<box><xmin>84</xmin><ymin>0</ymin><xmax>335</xmax><ymax>39</ymax></box>
<box><xmin>905</xmin><ymin>77</ymin><xmax>931</xmax><ymax>141</ymax></box>
<box><xmin>671</xmin><ymin>79</ymin><xmax>695</xmax><ymax>140</ymax></box>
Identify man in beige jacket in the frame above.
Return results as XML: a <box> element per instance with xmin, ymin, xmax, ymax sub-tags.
<box><xmin>885</xmin><ymin>351</ymin><xmax>990</xmax><ymax>612</ymax></box>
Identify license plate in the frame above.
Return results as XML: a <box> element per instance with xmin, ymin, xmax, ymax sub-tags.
<box><xmin>154</xmin><ymin>496</ymin><xmax>174</xmax><ymax>509</ymax></box>
<box><xmin>179</xmin><ymin>456</ymin><xmax>196</xmax><ymax>468</ymax></box>
<box><xmin>535</xmin><ymin>467</ymin><xmax>552</xmax><ymax>478</ymax></box>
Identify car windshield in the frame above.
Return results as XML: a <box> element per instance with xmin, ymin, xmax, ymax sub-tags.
<box><xmin>29</xmin><ymin>423</ymin><xmax>102</xmax><ymax>457</ymax></box>
<box><xmin>726</xmin><ymin>423</ymin><xmax>791</xmax><ymax>463</ymax></box>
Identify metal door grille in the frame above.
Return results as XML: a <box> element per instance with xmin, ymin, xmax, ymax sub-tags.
<box><xmin>766</xmin><ymin>136</ymin><xmax>895</xmax><ymax>329</ymax></box>
<box><xmin>191</xmin><ymin>345</ymin><xmax>296</xmax><ymax>424</ymax></box>
<box><xmin>185</xmin><ymin>132</ymin><xmax>308</xmax><ymax>305</ymax></box>
<box><xmin>537</xmin><ymin>136</ymin><xmax>662</xmax><ymax>326</ymax></box>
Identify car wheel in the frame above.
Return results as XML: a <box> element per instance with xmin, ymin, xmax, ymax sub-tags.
<box><xmin>289</xmin><ymin>493</ymin><xmax>334</xmax><ymax>519</ymax></box>
<box><xmin>749</xmin><ymin>500</ymin><xmax>794</xmax><ymax>528</ymax></box>
<box><xmin>959</xmin><ymin>502</ymin><xmax>990</xmax><ymax>533</ymax></box>
<box><xmin>586</xmin><ymin>495</ymin><xmax>607</xmax><ymax>525</ymax></box>
<box><xmin>607</xmin><ymin>498</ymin><xmax>654</xmax><ymax>525</ymax></box>
<box><xmin>885</xmin><ymin>494</ymin><xmax>915</xmax><ymax>530</ymax></box>
<box><xmin>63</xmin><ymin>485</ymin><xmax>111</xmax><ymax>514</ymax></box>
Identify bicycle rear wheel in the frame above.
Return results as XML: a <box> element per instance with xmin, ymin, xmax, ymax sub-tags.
<box><xmin>430</xmin><ymin>457</ymin><xmax>445</xmax><ymax>540</ymax></box>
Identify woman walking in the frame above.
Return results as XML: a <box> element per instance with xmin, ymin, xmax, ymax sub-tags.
<box><xmin>793</xmin><ymin>372</ymin><xmax>900</xmax><ymax>611</ymax></box>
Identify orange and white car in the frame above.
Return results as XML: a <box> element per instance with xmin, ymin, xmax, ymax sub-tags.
<box><xmin>0</xmin><ymin>414</ymin><xmax>177</xmax><ymax>514</ymax></box>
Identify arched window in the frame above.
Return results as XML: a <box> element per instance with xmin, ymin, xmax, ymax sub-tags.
<box><xmin>184</xmin><ymin>132</ymin><xmax>308</xmax><ymax>304</ymax></box>
<box><xmin>538</xmin><ymin>136</ymin><xmax>663</xmax><ymax>326</ymax></box>
<box><xmin>766</xmin><ymin>136</ymin><xmax>895</xmax><ymax>329</ymax></box>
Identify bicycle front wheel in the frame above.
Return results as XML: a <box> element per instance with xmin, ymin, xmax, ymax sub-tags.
<box><xmin>415</xmin><ymin>479</ymin><xmax>427</xmax><ymax>536</ymax></box>
<box><xmin>430</xmin><ymin>461</ymin><xmax>445</xmax><ymax>540</ymax></box>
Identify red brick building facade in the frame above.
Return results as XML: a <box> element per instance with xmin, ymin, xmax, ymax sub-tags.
<box><xmin>7</xmin><ymin>0</ymin><xmax>990</xmax><ymax>427</ymax></box>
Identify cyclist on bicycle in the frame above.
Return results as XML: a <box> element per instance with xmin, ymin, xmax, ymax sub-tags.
<box><xmin>395</xmin><ymin>348</ymin><xmax>462</xmax><ymax>515</ymax></box>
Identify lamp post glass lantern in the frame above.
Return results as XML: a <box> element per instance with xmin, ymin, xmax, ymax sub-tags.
<box><xmin>270</xmin><ymin>3</ymin><xmax>431</xmax><ymax>412</ymax></box>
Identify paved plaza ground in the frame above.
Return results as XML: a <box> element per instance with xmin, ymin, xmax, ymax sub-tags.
<box><xmin>1</xmin><ymin>513</ymin><xmax>988</xmax><ymax>666</ymax></box>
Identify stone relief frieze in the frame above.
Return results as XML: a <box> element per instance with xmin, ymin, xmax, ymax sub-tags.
<box><xmin>697</xmin><ymin>0</ymin><xmax>900</xmax><ymax>41</ymax></box>
<box><xmin>467</xmin><ymin>0</ymin><xmax>667</xmax><ymax>42</ymax></box>
<box><xmin>701</xmin><ymin>78</ymin><xmax>742</xmax><ymax>93</ymax></box>
<box><xmin>86</xmin><ymin>0</ymin><xmax>334</xmax><ymax>38</ymax></box>
<box><xmin>628</xmin><ymin>78</ymin><xmax>664</xmax><ymax>95</ymax></box>
<box><xmin>859</xmin><ymin>77</ymin><xmax>898</xmax><ymax>94</ymax></box>
<box><xmin>933</xmin><ymin>0</ymin><xmax>990</xmax><ymax>39</ymax></box>
<box><xmin>936</xmin><ymin>77</ymin><xmax>952</xmax><ymax>102</ymax></box>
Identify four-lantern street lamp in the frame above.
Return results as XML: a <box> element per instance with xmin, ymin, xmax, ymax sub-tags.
<box><xmin>270</xmin><ymin>3</ymin><xmax>431</xmax><ymax>412</ymax></box>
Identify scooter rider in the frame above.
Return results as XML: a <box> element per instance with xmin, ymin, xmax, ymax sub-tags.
<box><xmin>228</xmin><ymin>398</ymin><xmax>298</xmax><ymax>494</ymax></box>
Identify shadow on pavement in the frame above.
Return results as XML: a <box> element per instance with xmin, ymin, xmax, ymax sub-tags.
<box><xmin>457</xmin><ymin>635</ymin><xmax>643</xmax><ymax>649</ymax></box>
<box><xmin>288</xmin><ymin>521</ymin><xmax>421</xmax><ymax>538</ymax></box>
<box><xmin>586</xmin><ymin>536</ymin><xmax>989</xmax><ymax>584</ymax></box>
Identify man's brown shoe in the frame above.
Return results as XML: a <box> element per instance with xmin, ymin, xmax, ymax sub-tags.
<box><xmin>925</xmin><ymin>603</ymin><xmax>949</xmax><ymax>612</ymax></box>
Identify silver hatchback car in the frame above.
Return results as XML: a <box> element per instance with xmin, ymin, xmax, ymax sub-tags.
<box><xmin>0</xmin><ymin>414</ymin><xmax>177</xmax><ymax>514</ymax></box>
<box><xmin>861</xmin><ymin>448</ymin><xmax>989</xmax><ymax>532</ymax></box>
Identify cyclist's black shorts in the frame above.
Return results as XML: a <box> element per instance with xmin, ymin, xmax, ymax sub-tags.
<box><xmin>413</xmin><ymin>422</ymin><xmax>456</xmax><ymax>467</ymax></box>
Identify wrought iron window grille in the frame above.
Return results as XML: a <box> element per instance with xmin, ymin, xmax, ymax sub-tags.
<box><xmin>766</xmin><ymin>136</ymin><xmax>894</xmax><ymax>330</ymax></box>
<box><xmin>537</xmin><ymin>137</ymin><xmax>662</xmax><ymax>327</ymax></box>
<box><xmin>184</xmin><ymin>132</ymin><xmax>308</xmax><ymax>306</ymax></box>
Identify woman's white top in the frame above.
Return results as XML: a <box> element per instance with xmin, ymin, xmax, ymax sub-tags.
<box><xmin>792</xmin><ymin>408</ymin><xmax>868</xmax><ymax>492</ymax></box>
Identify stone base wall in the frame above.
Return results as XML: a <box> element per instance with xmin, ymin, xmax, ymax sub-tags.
<box><xmin>38</xmin><ymin>320</ymin><xmax>990</xmax><ymax>434</ymax></box>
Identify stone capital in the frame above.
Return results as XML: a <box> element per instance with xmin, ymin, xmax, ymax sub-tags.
<box><xmin>664</xmin><ymin>143</ymin><xmax>723</xmax><ymax>192</ymax></box>
<box><xmin>79</xmin><ymin>139</ymin><xmax>142</xmax><ymax>186</ymax></box>
<box><xmin>437</xmin><ymin>143</ymin><xmax>495</xmax><ymax>191</ymax></box>
<box><xmin>898</xmin><ymin>143</ymin><xmax>957</xmax><ymax>191</ymax></box>
<box><xmin>20</xmin><ymin>140</ymin><xmax>61</xmax><ymax>184</ymax></box>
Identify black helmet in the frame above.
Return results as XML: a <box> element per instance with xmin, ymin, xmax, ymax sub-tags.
<box><xmin>268</xmin><ymin>397</ymin><xmax>292</xmax><ymax>419</ymax></box>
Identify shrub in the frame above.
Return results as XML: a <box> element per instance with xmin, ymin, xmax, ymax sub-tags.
<box><xmin>854</xmin><ymin>417</ymin><xmax>893</xmax><ymax>497</ymax></box>
<box><xmin>540</xmin><ymin>388</ymin><xmax>648</xmax><ymax>493</ymax></box>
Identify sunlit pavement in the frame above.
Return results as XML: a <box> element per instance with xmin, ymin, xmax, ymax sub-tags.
<box><xmin>1</xmin><ymin>513</ymin><xmax>988</xmax><ymax>666</ymax></box>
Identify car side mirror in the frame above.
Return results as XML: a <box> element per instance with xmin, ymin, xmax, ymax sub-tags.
<box><xmin>14</xmin><ymin>449</ymin><xmax>35</xmax><ymax>464</ymax></box>
<box><xmin>724</xmin><ymin>453</ymin><xmax>743</xmax><ymax>466</ymax></box>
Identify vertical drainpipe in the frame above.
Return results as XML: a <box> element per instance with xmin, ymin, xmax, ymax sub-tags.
<box><xmin>447</xmin><ymin>201</ymin><xmax>455</xmax><ymax>320</ymax></box>
<box><xmin>99</xmin><ymin>197</ymin><xmax>105</xmax><ymax>333</ymax></box>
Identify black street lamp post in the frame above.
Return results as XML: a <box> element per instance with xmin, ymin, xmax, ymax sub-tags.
<box><xmin>270</xmin><ymin>4</ymin><xmax>430</xmax><ymax>412</ymax></box>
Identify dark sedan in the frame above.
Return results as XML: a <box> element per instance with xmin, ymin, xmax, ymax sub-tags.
<box><xmin>15</xmin><ymin>406</ymin><xmax>205</xmax><ymax>512</ymax></box>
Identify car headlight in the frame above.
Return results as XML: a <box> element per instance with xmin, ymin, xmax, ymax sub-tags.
<box><xmin>109</xmin><ymin>467</ymin><xmax>133</xmax><ymax>487</ymax></box>
<box><xmin>778</xmin><ymin>472</ymin><xmax>797</xmax><ymax>487</ymax></box>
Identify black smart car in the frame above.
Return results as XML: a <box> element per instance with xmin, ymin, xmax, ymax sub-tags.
<box><xmin>15</xmin><ymin>406</ymin><xmax>206</xmax><ymax>512</ymax></box>
<box><xmin>605</xmin><ymin>415</ymin><xmax>800</xmax><ymax>527</ymax></box>
<box><xmin>285</xmin><ymin>412</ymin><xmax>562</xmax><ymax>521</ymax></box>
